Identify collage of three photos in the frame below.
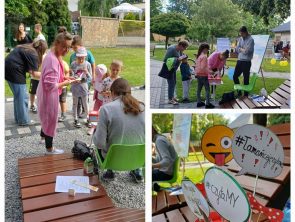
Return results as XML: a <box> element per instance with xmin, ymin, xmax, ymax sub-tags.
<box><xmin>4</xmin><ymin>0</ymin><xmax>291</xmax><ymax>221</ymax></box>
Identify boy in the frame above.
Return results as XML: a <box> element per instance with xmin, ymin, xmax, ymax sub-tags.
<box><xmin>180</xmin><ymin>55</ymin><xmax>192</xmax><ymax>103</ymax></box>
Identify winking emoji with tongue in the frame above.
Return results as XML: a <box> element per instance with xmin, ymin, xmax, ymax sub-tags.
<box><xmin>201</xmin><ymin>125</ymin><xmax>234</xmax><ymax>166</ymax></box>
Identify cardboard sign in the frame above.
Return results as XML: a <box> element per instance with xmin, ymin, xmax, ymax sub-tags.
<box><xmin>201</xmin><ymin>125</ymin><xmax>234</xmax><ymax>166</ymax></box>
<box><xmin>182</xmin><ymin>179</ymin><xmax>210</xmax><ymax>219</ymax></box>
<box><xmin>172</xmin><ymin>114</ymin><xmax>192</xmax><ymax>157</ymax></box>
<box><xmin>204</xmin><ymin>167</ymin><xmax>251</xmax><ymax>222</ymax></box>
<box><xmin>250</xmin><ymin>35</ymin><xmax>269</xmax><ymax>73</ymax></box>
<box><xmin>232</xmin><ymin>124</ymin><xmax>284</xmax><ymax>178</ymax></box>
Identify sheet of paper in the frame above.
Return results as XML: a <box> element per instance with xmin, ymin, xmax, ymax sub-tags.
<box><xmin>55</xmin><ymin>176</ymin><xmax>90</xmax><ymax>193</ymax></box>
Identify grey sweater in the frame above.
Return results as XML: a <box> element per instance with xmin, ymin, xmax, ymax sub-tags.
<box><xmin>236</xmin><ymin>35</ymin><xmax>255</xmax><ymax>61</ymax></box>
<box><xmin>153</xmin><ymin>134</ymin><xmax>177</xmax><ymax>175</ymax></box>
<box><xmin>163</xmin><ymin>45</ymin><xmax>183</xmax><ymax>62</ymax></box>
<box><xmin>93</xmin><ymin>97</ymin><xmax>145</xmax><ymax>158</ymax></box>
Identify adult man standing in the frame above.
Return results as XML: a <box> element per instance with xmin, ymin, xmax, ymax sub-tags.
<box><xmin>233</xmin><ymin>26</ymin><xmax>255</xmax><ymax>97</ymax></box>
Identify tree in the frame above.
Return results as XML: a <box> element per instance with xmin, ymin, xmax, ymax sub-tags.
<box><xmin>24</xmin><ymin>0</ymin><xmax>48</xmax><ymax>26</ymax></box>
<box><xmin>187</xmin><ymin>0</ymin><xmax>241</xmax><ymax>47</ymax></box>
<box><xmin>79</xmin><ymin>0</ymin><xmax>117</xmax><ymax>17</ymax></box>
<box><xmin>232</xmin><ymin>0</ymin><xmax>290</xmax><ymax>25</ymax></box>
<box><xmin>268</xmin><ymin>114</ymin><xmax>290</xmax><ymax>126</ymax></box>
<box><xmin>167</xmin><ymin>0</ymin><xmax>200</xmax><ymax>18</ymax></box>
<box><xmin>5</xmin><ymin>0</ymin><xmax>30</xmax><ymax>18</ymax></box>
<box><xmin>150</xmin><ymin>0</ymin><xmax>163</xmax><ymax>18</ymax></box>
<box><xmin>150</xmin><ymin>12</ymin><xmax>190</xmax><ymax>49</ymax></box>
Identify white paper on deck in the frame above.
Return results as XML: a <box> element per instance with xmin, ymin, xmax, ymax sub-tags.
<box><xmin>55</xmin><ymin>176</ymin><xmax>90</xmax><ymax>193</ymax></box>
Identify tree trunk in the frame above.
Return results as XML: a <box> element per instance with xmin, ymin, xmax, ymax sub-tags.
<box><xmin>165</xmin><ymin>36</ymin><xmax>169</xmax><ymax>49</ymax></box>
<box><xmin>211</xmin><ymin>35</ymin><xmax>214</xmax><ymax>52</ymax></box>
<box><xmin>253</xmin><ymin>114</ymin><xmax>267</xmax><ymax>127</ymax></box>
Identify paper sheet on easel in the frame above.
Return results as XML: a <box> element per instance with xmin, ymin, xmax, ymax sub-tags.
<box><xmin>55</xmin><ymin>176</ymin><xmax>90</xmax><ymax>193</ymax></box>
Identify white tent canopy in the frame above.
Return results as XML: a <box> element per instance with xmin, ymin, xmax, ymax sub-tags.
<box><xmin>110</xmin><ymin>3</ymin><xmax>142</xmax><ymax>20</ymax></box>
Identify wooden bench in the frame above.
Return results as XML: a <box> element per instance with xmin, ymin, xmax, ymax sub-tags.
<box><xmin>18</xmin><ymin>154</ymin><xmax>145</xmax><ymax>222</ymax></box>
<box><xmin>220</xmin><ymin>79</ymin><xmax>290</xmax><ymax>109</ymax></box>
<box><xmin>225</xmin><ymin>123</ymin><xmax>290</xmax><ymax>209</ymax></box>
<box><xmin>152</xmin><ymin>190</ymin><xmax>186</xmax><ymax>216</ymax></box>
<box><xmin>151</xmin><ymin>44</ymin><xmax>156</xmax><ymax>57</ymax></box>
<box><xmin>152</xmin><ymin>206</ymin><xmax>269</xmax><ymax>222</ymax></box>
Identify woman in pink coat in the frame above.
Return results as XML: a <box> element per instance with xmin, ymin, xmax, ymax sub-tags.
<box><xmin>37</xmin><ymin>32</ymin><xmax>74</xmax><ymax>154</ymax></box>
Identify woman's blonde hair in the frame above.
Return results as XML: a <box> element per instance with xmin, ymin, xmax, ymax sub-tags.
<box><xmin>110</xmin><ymin>59</ymin><xmax>123</xmax><ymax>69</ymax></box>
<box><xmin>54</xmin><ymin>32</ymin><xmax>72</xmax><ymax>46</ymax></box>
<box><xmin>110</xmin><ymin>78</ymin><xmax>144</xmax><ymax>115</ymax></box>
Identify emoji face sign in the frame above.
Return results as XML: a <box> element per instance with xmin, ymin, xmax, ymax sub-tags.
<box><xmin>201</xmin><ymin>125</ymin><xmax>234</xmax><ymax>166</ymax></box>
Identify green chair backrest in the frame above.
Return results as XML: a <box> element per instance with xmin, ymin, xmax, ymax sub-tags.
<box><xmin>249</xmin><ymin>73</ymin><xmax>258</xmax><ymax>87</ymax></box>
<box><xmin>165</xmin><ymin>156</ymin><xmax>180</xmax><ymax>184</ymax></box>
<box><xmin>102</xmin><ymin>144</ymin><xmax>145</xmax><ymax>171</ymax></box>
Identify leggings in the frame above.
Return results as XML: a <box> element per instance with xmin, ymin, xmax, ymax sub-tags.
<box><xmin>73</xmin><ymin>96</ymin><xmax>88</xmax><ymax>120</ymax></box>
<box><xmin>40</xmin><ymin>129</ymin><xmax>53</xmax><ymax>149</ymax></box>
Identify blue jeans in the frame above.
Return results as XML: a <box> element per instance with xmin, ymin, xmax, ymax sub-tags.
<box><xmin>7</xmin><ymin>81</ymin><xmax>30</xmax><ymax>125</ymax></box>
<box><xmin>167</xmin><ymin>71</ymin><xmax>177</xmax><ymax>100</ymax></box>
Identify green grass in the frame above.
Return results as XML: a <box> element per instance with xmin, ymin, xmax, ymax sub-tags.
<box><xmin>152</xmin><ymin>49</ymin><xmax>290</xmax><ymax>73</ymax></box>
<box><xmin>5</xmin><ymin>47</ymin><xmax>145</xmax><ymax>97</ymax></box>
<box><xmin>175</xmin><ymin>72</ymin><xmax>285</xmax><ymax>101</ymax></box>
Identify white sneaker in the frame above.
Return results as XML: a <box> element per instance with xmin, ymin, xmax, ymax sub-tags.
<box><xmin>39</xmin><ymin>139</ymin><xmax>45</xmax><ymax>144</ymax></box>
<box><xmin>46</xmin><ymin>148</ymin><xmax>64</xmax><ymax>155</ymax></box>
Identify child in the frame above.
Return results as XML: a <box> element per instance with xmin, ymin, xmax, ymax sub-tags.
<box><xmin>102</xmin><ymin>60</ymin><xmax>123</xmax><ymax>104</ymax></box>
<box><xmin>34</xmin><ymin>23</ymin><xmax>46</xmax><ymax>42</ymax></box>
<box><xmin>180</xmin><ymin>55</ymin><xmax>191</xmax><ymax>103</ymax></box>
<box><xmin>58</xmin><ymin>60</ymin><xmax>70</xmax><ymax>122</ymax></box>
<box><xmin>70</xmin><ymin>47</ymin><xmax>92</xmax><ymax>128</ymax></box>
<box><xmin>195</xmin><ymin>43</ymin><xmax>215</xmax><ymax>109</ymax></box>
<box><xmin>87</xmin><ymin>64</ymin><xmax>108</xmax><ymax>135</ymax></box>
<box><xmin>93</xmin><ymin>64</ymin><xmax>108</xmax><ymax>111</ymax></box>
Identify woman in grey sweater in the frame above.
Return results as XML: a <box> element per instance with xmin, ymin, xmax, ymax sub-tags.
<box><xmin>93</xmin><ymin>78</ymin><xmax>145</xmax><ymax>183</ymax></box>
<box><xmin>152</xmin><ymin>126</ymin><xmax>177</xmax><ymax>191</ymax></box>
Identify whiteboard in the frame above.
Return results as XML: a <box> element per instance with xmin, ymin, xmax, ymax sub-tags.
<box><xmin>217</xmin><ymin>38</ymin><xmax>231</xmax><ymax>52</ymax></box>
<box><xmin>172</xmin><ymin>114</ymin><xmax>192</xmax><ymax>157</ymax></box>
<box><xmin>250</xmin><ymin>35</ymin><xmax>269</xmax><ymax>73</ymax></box>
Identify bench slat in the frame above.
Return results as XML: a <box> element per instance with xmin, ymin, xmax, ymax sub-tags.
<box><xmin>166</xmin><ymin>209</ymin><xmax>186</xmax><ymax>222</ymax></box>
<box><xmin>18</xmin><ymin>154</ymin><xmax>74</xmax><ymax>166</ymax></box>
<box><xmin>180</xmin><ymin>206</ymin><xmax>198</xmax><ymax>222</ymax></box>
<box><xmin>23</xmin><ymin>197</ymin><xmax>114</xmax><ymax>222</ymax></box>
<box><xmin>153</xmin><ymin>213</ymin><xmax>167</xmax><ymax>222</ymax></box>
<box><xmin>156</xmin><ymin>190</ymin><xmax>167</xmax><ymax>213</ymax></box>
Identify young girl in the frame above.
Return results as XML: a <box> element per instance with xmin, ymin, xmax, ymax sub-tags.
<box><xmin>195</xmin><ymin>43</ymin><xmax>215</xmax><ymax>109</ymax></box>
<box><xmin>93</xmin><ymin>64</ymin><xmax>108</xmax><ymax>111</ymax></box>
<box><xmin>70</xmin><ymin>47</ymin><xmax>92</xmax><ymax>128</ymax></box>
<box><xmin>102</xmin><ymin>60</ymin><xmax>123</xmax><ymax>104</ymax></box>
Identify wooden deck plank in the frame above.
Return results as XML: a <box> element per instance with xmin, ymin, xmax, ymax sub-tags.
<box><xmin>18</xmin><ymin>154</ymin><xmax>74</xmax><ymax>166</ymax></box>
<box><xmin>152</xmin><ymin>195</ymin><xmax>157</xmax><ymax>215</ymax></box>
<box><xmin>156</xmin><ymin>191</ymin><xmax>167</xmax><ymax>213</ymax></box>
<box><xmin>153</xmin><ymin>213</ymin><xmax>166</xmax><ymax>222</ymax></box>
<box><xmin>279</xmin><ymin>84</ymin><xmax>290</xmax><ymax>94</ymax></box>
<box><xmin>23</xmin><ymin>187</ymin><xmax>107</xmax><ymax>213</ymax></box>
<box><xmin>235</xmin><ymin>98</ymin><xmax>251</xmax><ymax>109</ymax></box>
<box><xmin>273</xmin><ymin>88</ymin><xmax>290</xmax><ymax>99</ymax></box>
<box><xmin>269</xmin><ymin>92</ymin><xmax>287</xmax><ymax>104</ymax></box>
<box><xmin>165</xmin><ymin>191</ymin><xmax>179</xmax><ymax>207</ymax></box>
<box><xmin>19</xmin><ymin>163</ymin><xmax>83</xmax><ymax>178</ymax></box>
<box><xmin>166</xmin><ymin>209</ymin><xmax>186</xmax><ymax>222</ymax></box>
<box><xmin>19</xmin><ymin>159</ymin><xmax>83</xmax><ymax>173</ymax></box>
<box><xmin>21</xmin><ymin>176</ymin><xmax>102</xmax><ymax>199</ymax></box>
<box><xmin>52</xmin><ymin>208</ymin><xmax>145</xmax><ymax>222</ymax></box>
<box><xmin>241</xmin><ymin>97</ymin><xmax>259</xmax><ymax>108</ymax></box>
<box><xmin>230</xmin><ymin>100</ymin><xmax>242</xmax><ymax>109</ymax></box>
<box><xmin>180</xmin><ymin>206</ymin><xmax>198</xmax><ymax>222</ymax></box>
<box><xmin>269</xmin><ymin>123</ymin><xmax>290</xmax><ymax>135</ymax></box>
<box><xmin>23</xmin><ymin>197</ymin><xmax>114</xmax><ymax>222</ymax></box>
<box><xmin>20</xmin><ymin>169</ymin><xmax>85</xmax><ymax>188</ymax></box>
<box><xmin>265</xmin><ymin>96</ymin><xmax>282</xmax><ymax>107</ymax></box>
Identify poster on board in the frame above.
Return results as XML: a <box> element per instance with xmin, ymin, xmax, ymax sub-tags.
<box><xmin>172</xmin><ymin>114</ymin><xmax>192</xmax><ymax>157</ymax></box>
<box><xmin>217</xmin><ymin>38</ymin><xmax>231</xmax><ymax>52</ymax></box>
<box><xmin>204</xmin><ymin>167</ymin><xmax>251</xmax><ymax>222</ymax></box>
<box><xmin>250</xmin><ymin>35</ymin><xmax>269</xmax><ymax>74</ymax></box>
<box><xmin>232</xmin><ymin>124</ymin><xmax>284</xmax><ymax>178</ymax></box>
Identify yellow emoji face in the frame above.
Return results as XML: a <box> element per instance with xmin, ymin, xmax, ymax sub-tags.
<box><xmin>201</xmin><ymin>125</ymin><xmax>234</xmax><ymax>166</ymax></box>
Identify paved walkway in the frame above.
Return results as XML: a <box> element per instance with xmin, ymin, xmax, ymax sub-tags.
<box><xmin>150</xmin><ymin>59</ymin><xmax>290</xmax><ymax>109</ymax></box>
<box><xmin>5</xmin><ymin>88</ymin><xmax>145</xmax><ymax>139</ymax></box>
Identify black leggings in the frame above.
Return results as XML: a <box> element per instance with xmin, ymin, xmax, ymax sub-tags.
<box><xmin>40</xmin><ymin>129</ymin><xmax>53</xmax><ymax>149</ymax></box>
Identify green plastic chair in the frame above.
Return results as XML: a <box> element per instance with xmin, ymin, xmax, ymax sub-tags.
<box><xmin>234</xmin><ymin>73</ymin><xmax>258</xmax><ymax>93</ymax></box>
<box><xmin>153</xmin><ymin>156</ymin><xmax>180</xmax><ymax>187</ymax></box>
<box><xmin>94</xmin><ymin>144</ymin><xmax>145</xmax><ymax>172</ymax></box>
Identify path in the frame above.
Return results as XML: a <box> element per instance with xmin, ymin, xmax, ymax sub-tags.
<box><xmin>150</xmin><ymin>59</ymin><xmax>290</xmax><ymax>109</ymax></box>
<box><xmin>5</xmin><ymin>88</ymin><xmax>145</xmax><ymax>139</ymax></box>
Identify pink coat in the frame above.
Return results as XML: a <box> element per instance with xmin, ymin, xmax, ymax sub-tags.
<box><xmin>208</xmin><ymin>51</ymin><xmax>226</xmax><ymax>71</ymax></box>
<box><xmin>37</xmin><ymin>51</ymin><xmax>63</xmax><ymax>137</ymax></box>
<box><xmin>195</xmin><ymin>53</ymin><xmax>210</xmax><ymax>77</ymax></box>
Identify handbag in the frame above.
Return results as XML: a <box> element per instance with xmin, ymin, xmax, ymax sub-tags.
<box><xmin>219</xmin><ymin>91</ymin><xmax>235</xmax><ymax>105</ymax></box>
<box><xmin>158</xmin><ymin>63</ymin><xmax>175</xmax><ymax>79</ymax></box>
<box><xmin>72</xmin><ymin>140</ymin><xmax>92</xmax><ymax>160</ymax></box>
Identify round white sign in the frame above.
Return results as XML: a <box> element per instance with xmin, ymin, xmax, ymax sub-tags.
<box><xmin>204</xmin><ymin>167</ymin><xmax>251</xmax><ymax>222</ymax></box>
<box><xmin>182</xmin><ymin>179</ymin><xmax>210</xmax><ymax>219</ymax></box>
<box><xmin>232</xmin><ymin>124</ymin><xmax>284</xmax><ymax>178</ymax></box>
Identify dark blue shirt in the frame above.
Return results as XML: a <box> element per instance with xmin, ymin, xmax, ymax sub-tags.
<box><xmin>180</xmin><ymin>63</ymin><xmax>191</xmax><ymax>81</ymax></box>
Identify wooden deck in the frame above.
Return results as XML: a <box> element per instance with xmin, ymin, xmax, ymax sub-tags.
<box><xmin>18</xmin><ymin>153</ymin><xmax>145</xmax><ymax>222</ymax></box>
<box><xmin>220</xmin><ymin>79</ymin><xmax>290</xmax><ymax>109</ymax></box>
